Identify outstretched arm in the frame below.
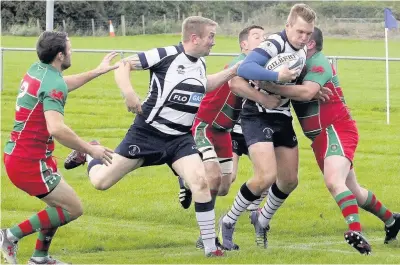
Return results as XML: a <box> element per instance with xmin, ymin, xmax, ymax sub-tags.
<box><xmin>206</xmin><ymin>62</ymin><xmax>239</xmax><ymax>92</ymax></box>
<box><xmin>64</xmin><ymin>52</ymin><xmax>119</xmax><ymax>92</ymax></box>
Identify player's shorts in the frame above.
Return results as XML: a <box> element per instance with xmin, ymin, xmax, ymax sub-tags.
<box><xmin>3</xmin><ymin>154</ymin><xmax>61</xmax><ymax>197</ymax></box>
<box><xmin>115</xmin><ymin>116</ymin><xmax>199</xmax><ymax>168</ymax></box>
<box><xmin>241</xmin><ymin>113</ymin><xmax>298</xmax><ymax>148</ymax></box>
<box><xmin>311</xmin><ymin>119</ymin><xmax>358</xmax><ymax>172</ymax></box>
<box><xmin>191</xmin><ymin>119</ymin><xmax>233</xmax><ymax>175</ymax></box>
<box><xmin>231</xmin><ymin>132</ymin><xmax>248</xmax><ymax>157</ymax></box>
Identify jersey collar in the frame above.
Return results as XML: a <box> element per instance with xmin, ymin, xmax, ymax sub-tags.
<box><xmin>177</xmin><ymin>42</ymin><xmax>198</xmax><ymax>62</ymax></box>
<box><xmin>38</xmin><ymin>62</ymin><xmax>62</xmax><ymax>74</ymax></box>
<box><xmin>281</xmin><ymin>30</ymin><xmax>299</xmax><ymax>51</ymax></box>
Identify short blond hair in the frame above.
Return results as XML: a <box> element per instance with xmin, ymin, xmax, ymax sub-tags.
<box><xmin>182</xmin><ymin>16</ymin><xmax>218</xmax><ymax>42</ymax></box>
<box><xmin>287</xmin><ymin>4</ymin><xmax>316</xmax><ymax>25</ymax></box>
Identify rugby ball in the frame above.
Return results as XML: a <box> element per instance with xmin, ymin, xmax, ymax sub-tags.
<box><xmin>265</xmin><ymin>52</ymin><xmax>304</xmax><ymax>73</ymax></box>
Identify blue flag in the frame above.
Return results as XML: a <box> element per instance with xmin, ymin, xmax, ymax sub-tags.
<box><xmin>384</xmin><ymin>8</ymin><xmax>398</xmax><ymax>29</ymax></box>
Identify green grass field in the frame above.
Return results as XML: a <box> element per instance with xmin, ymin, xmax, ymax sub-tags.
<box><xmin>1</xmin><ymin>35</ymin><xmax>400</xmax><ymax>264</ymax></box>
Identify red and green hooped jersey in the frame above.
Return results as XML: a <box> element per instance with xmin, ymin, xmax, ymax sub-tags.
<box><xmin>195</xmin><ymin>53</ymin><xmax>245</xmax><ymax>132</ymax></box>
<box><xmin>292</xmin><ymin>52</ymin><xmax>351</xmax><ymax>141</ymax></box>
<box><xmin>4</xmin><ymin>62</ymin><xmax>68</xmax><ymax>159</ymax></box>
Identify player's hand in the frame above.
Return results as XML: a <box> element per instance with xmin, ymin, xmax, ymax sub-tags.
<box><xmin>124</xmin><ymin>93</ymin><xmax>142</xmax><ymax>114</ymax></box>
<box><xmin>277</xmin><ymin>65</ymin><xmax>300</xmax><ymax>83</ymax></box>
<box><xmin>316</xmin><ymin>86</ymin><xmax>333</xmax><ymax>102</ymax></box>
<box><xmin>95</xmin><ymin>52</ymin><xmax>120</xmax><ymax>75</ymax></box>
<box><xmin>229</xmin><ymin>60</ymin><xmax>243</xmax><ymax>76</ymax></box>
<box><xmin>88</xmin><ymin>145</ymin><xmax>114</xmax><ymax>166</ymax></box>
<box><xmin>259</xmin><ymin>94</ymin><xmax>281</xmax><ymax>109</ymax></box>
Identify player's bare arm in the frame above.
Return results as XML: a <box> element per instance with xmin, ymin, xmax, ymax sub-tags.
<box><xmin>114</xmin><ymin>54</ymin><xmax>143</xmax><ymax>114</ymax></box>
<box><xmin>206</xmin><ymin>61</ymin><xmax>240</xmax><ymax>92</ymax></box>
<box><xmin>229</xmin><ymin>76</ymin><xmax>280</xmax><ymax>109</ymax></box>
<box><xmin>259</xmin><ymin>80</ymin><xmax>325</xmax><ymax>101</ymax></box>
<box><xmin>121</xmin><ymin>53</ymin><xmax>144</xmax><ymax>71</ymax></box>
<box><xmin>64</xmin><ymin>52</ymin><xmax>119</xmax><ymax>92</ymax></box>
<box><xmin>44</xmin><ymin>110</ymin><xmax>113</xmax><ymax>165</ymax></box>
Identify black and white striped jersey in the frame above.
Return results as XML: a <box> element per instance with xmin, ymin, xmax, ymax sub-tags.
<box><xmin>242</xmin><ymin>30</ymin><xmax>307</xmax><ymax>118</ymax></box>
<box><xmin>137</xmin><ymin>43</ymin><xmax>207</xmax><ymax>135</ymax></box>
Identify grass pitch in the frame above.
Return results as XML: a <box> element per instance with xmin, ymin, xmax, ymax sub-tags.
<box><xmin>1</xmin><ymin>35</ymin><xmax>400</xmax><ymax>263</ymax></box>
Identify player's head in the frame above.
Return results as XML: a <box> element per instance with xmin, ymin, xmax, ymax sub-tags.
<box><xmin>238</xmin><ymin>25</ymin><xmax>265</xmax><ymax>54</ymax></box>
<box><xmin>285</xmin><ymin>3</ymin><xmax>316</xmax><ymax>49</ymax></box>
<box><xmin>36</xmin><ymin>31</ymin><xmax>72</xmax><ymax>71</ymax></box>
<box><xmin>182</xmin><ymin>16</ymin><xmax>218</xmax><ymax>57</ymax></box>
<box><xmin>307</xmin><ymin>26</ymin><xmax>323</xmax><ymax>53</ymax></box>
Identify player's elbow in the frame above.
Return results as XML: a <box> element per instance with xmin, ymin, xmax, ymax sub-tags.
<box><xmin>229</xmin><ymin>81</ymin><xmax>241</xmax><ymax>95</ymax></box>
<box><xmin>47</xmin><ymin>124</ymin><xmax>64</xmax><ymax>138</ymax></box>
<box><xmin>46</xmin><ymin>118</ymin><xmax>65</xmax><ymax>138</ymax></box>
<box><xmin>303</xmin><ymin>90</ymin><xmax>316</xmax><ymax>101</ymax></box>
<box><xmin>237</xmin><ymin>62</ymin><xmax>252</xmax><ymax>79</ymax></box>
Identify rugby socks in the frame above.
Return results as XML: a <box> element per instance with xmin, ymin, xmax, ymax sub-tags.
<box><xmin>195</xmin><ymin>201</ymin><xmax>217</xmax><ymax>253</ymax></box>
<box><xmin>247</xmin><ymin>189</ymin><xmax>269</xmax><ymax>211</ymax></box>
<box><xmin>32</xmin><ymin>227</ymin><xmax>58</xmax><ymax>258</ymax></box>
<box><xmin>87</xmin><ymin>158</ymin><xmax>103</xmax><ymax>173</ymax></box>
<box><xmin>8</xmin><ymin>206</ymin><xmax>71</xmax><ymax>241</ymax></box>
<box><xmin>259</xmin><ymin>182</ymin><xmax>289</xmax><ymax>228</ymax></box>
<box><xmin>359</xmin><ymin>190</ymin><xmax>395</xmax><ymax>226</ymax></box>
<box><xmin>335</xmin><ymin>190</ymin><xmax>362</xmax><ymax>232</ymax></box>
<box><xmin>223</xmin><ymin>183</ymin><xmax>260</xmax><ymax>225</ymax></box>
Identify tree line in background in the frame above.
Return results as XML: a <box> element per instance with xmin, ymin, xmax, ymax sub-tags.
<box><xmin>2</xmin><ymin>1</ymin><xmax>399</xmax><ymax>36</ymax></box>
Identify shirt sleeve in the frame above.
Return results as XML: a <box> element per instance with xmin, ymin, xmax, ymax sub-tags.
<box><xmin>303</xmin><ymin>58</ymin><xmax>333</xmax><ymax>87</ymax></box>
<box><xmin>137</xmin><ymin>46</ymin><xmax>180</xmax><ymax>70</ymax></box>
<box><xmin>39</xmin><ymin>80</ymin><xmax>68</xmax><ymax>115</ymax></box>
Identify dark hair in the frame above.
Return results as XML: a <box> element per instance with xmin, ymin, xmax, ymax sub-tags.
<box><xmin>311</xmin><ymin>26</ymin><xmax>323</xmax><ymax>51</ymax></box>
<box><xmin>36</xmin><ymin>31</ymin><xmax>68</xmax><ymax>64</ymax></box>
<box><xmin>238</xmin><ymin>25</ymin><xmax>264</xmax><ymax>47</ymax></box>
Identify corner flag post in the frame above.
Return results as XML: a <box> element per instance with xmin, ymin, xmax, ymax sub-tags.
<box><xmin>384</xmin><ymin>8</ymin><xmax>398</xmax><ymax>124</ymax></box>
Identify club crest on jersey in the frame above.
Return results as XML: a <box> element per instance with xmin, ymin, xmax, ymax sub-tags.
<box><xmin>177</xmin><ymin>65</ymin><xmax>185</xmax><ymax>74</ymax></box>
<box><xmin>311</xmin><ymin>65</ymin><xmax>325</xmax><ymax>74</ymax></box>
<box><xmin>263</xmin><ymin>127</ymin><xmax>274</xmax><ymax>139</ymax></box>
<box><xmin>232</xmin><ymin>140</ymin><xmax>238</xmax><ymax>150</ymax></box>
<box><xmin>128</xmin><ymin>145</ymin><xmax>141</xmax><ymax>156</ymax></box>
<box><xmin>49</xmin><ymin>89</ymin><xmax>64</xmax><ymax>101</ymax></box>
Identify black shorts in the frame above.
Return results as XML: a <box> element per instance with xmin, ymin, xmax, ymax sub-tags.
<box><xmin>115</xmin><ymin>116</ymin><xmax>200</xmax><ymax>168</ymax></box>
<box><xmin>240</xmin><ymin>113</ymin><xmax>298</xmax><ymax>148</ymax></box>
<box><xmin>231</xmin><ymin>132</ymin><xmax>248</xmax><ymax>156</ymax></box>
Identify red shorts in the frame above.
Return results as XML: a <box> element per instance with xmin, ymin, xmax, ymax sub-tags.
<box><xmin>311</xmin><ymin>119</ymin><xmax>359</xmax><ymax>172</ymax></box>
<box><xmin>191</xmin><ymin>119</ymin><xmax>233</xmax><ymax>174</ymax></box>
<box><xmin>3</xmin><ymin>154</ymin><xmax>61</xmax><ymax>196</ymax></box>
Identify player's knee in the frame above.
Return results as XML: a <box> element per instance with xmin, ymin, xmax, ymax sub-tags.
<box><xmin>208</xmin><ymin>172</ymin><xmax>222</xmax><ymax>189</ymax></box>
<box><xmin>218</xmin><ymin>185</ymin><xmax>231</xmax><ymax>196</ymax></box>
<box><xmin>89</xmin><ymin>172</ymin><xmax>113</xmax><ymax>190</ymax></box>
<box><xmin>68</xmin><ymin>201</ymin><xmax>84</xmax><ymax>220</ymax></box>
<box><xmin>189</xmin><ymin>168</ymin><xmax>209</xmax><ymax>193</ymax></box>
<box><xmin>91</xmin><ymin>179</ymin><xmax>111</xmax><ymax>191</ymax></box>
<box><xmin>324</xmin><ymin>176</ymin><xmax>342</xmax><ymax>194</ymax></box>
<box><xmin>231</xmin><ymin>173</ymin><xmax>237</xmax><ymax>183</ymax></box>
<box><xmin>253</xmin><ymin>172</ymin><xmax>276</xmax><ymax>190</ymax></box>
